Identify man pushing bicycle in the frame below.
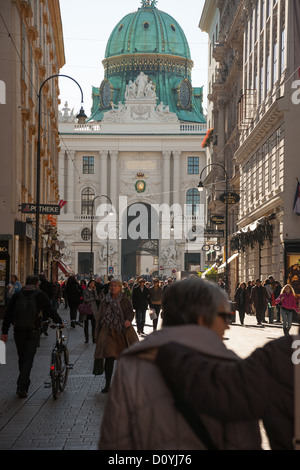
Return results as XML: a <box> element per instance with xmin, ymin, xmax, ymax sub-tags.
<box><xmin>1</xmin><ymin>275</ymin><xmax>63</xmax><ymax>398</ymax></box>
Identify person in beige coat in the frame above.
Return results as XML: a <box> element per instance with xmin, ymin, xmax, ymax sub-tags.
<box><xmin>98</xmin><ymin>278</ymin><xmax>261</xmax><ymax>450</ymax></box>
<box><xmin>94</xmin><ymin>279</ymin><xmax>138</xmax><ymax>393</ymax></box>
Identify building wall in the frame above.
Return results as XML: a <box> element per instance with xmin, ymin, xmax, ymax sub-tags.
<box><xmin>0</xmin><ymin>0</ymin><xmax>65</xmax><ymax>287</ymax></box>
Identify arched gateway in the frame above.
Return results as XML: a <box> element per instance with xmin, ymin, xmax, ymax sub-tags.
<box><xmin>121</xmin><ymin>203</ymin><xmax>159</xmax><ymax>279</ymax></box>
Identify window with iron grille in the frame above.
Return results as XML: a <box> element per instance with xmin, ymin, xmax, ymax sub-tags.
<box><xmin>83</xmin><ymin>156</ymin><xmax>94</xmax><ymax>174</ymax></box>
<box><xmin>186</xmin><ymin>188</ymin><xmax>200</xmax><ymax>216</ymax></box>
<box><xmin>81</xmin><ymin>187</ymin><xmax>95</xmax><ymax>215</ymax></box>
<box><xmin>188</xmin><ymin>156</ymin><xmax>199</xmax><ymax>175</ymax></box>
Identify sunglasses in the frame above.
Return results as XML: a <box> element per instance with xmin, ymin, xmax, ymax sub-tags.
<box><xmin>218</xmin><ymin>312</ymin><xmax>232</xmax><ymax>324</ymax></box>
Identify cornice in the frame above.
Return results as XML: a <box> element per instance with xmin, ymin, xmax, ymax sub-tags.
<box><xmin>234</xmin><ymin>100</ymin><xmax>283</xmax><ymax>165</ymax></box>
<box><xmin>47</xmin><ymin>0</ymin><xmax>65</xmax><ymax>68</ymax></box>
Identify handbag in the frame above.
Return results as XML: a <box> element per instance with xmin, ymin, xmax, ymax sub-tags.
<box><xmin>78</xmin><ymin>302</ymin><xmax>92</xmax><ymax>316</ymax></box>
<box><xmin>149</xmin><ymin>308</ymin><xmax>157</xmax><ymax>320</ymax></box>
<box><xmin>125</xmin><ymin>324</ymin><xmax>139</xmax><ymax>347</ymax></box>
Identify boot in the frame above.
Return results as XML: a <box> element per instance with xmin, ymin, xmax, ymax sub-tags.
<box><xmin>102</xmin><ymin>357</ymin><xmax>115</xmax><ymax>393</ymax></box>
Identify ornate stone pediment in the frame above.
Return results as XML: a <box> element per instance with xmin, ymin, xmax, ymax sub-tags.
<box><xmin>102</xmin><ymin>72</ymin><xmax>178</xmax><ymax>124</ymax></box>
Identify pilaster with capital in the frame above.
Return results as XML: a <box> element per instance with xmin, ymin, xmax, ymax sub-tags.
<box><xmin>100</xmin><ymin>150</ymin><xmax>108</xmax><ymax>196</ymax></box>
<box><xmin>172</xmin><ymin>151</ymin><xmax>181</xmax><ymax>207</ymax></box>
<box><xmin>110</xmin><ymin>150</ymin><xmax>118</xmax><ymax>213</ymax></box>
<box><xmin>162</xmin><ymin>151</ymin><xmax>171</xmax><ymax>206</ymax></box>
<box><xmin>67</xmin><ymin>151</ymin><xmax>75</xmax><ymax>215</ymax></box>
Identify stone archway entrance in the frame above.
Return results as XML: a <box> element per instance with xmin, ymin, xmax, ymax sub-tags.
<box><xmin>121</xmin><ymin>203</ymin><xmax>159</xmax><ymax>279</ymax></box>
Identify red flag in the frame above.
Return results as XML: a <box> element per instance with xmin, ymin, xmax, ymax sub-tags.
<box><xmin>59</xmin><ymin>200</ymin><xmax>67</xmax><ymax>209</ymax></box>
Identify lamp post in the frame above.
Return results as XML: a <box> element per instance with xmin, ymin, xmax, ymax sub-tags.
<box><xmin>90</xmin><ymin>195</ymin><xmax>114</xmax><ymax>278</ymax></box>
<box><xmin>197</xmin><ymin>163</ymin><xmax>229</xmax><ymax>291</ymax></box>
<box><xmin>34</xmin><ymin>74</ymin><xmax>87</xmax><ymax>275</ymax></box>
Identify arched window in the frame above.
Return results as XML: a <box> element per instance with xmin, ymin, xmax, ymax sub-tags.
<box><xmin>81</xmin><ymin>187</ymin><xmax>95</xmax><ymax>215</ymax></box>
<box><xmin>186</xmin><ymin>188</ymin><xmax>200</xmax><ymax>216</ymax></box>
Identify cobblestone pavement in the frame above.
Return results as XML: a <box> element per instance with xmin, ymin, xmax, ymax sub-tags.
<box><xmin>0</xmin><ymin>304</ymin><xmax>298</xmax><ymax>450</ymax></box>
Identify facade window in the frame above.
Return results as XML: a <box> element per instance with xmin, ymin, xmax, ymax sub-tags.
<box><xmin>81</xmin><ymin>187</ymin><xmax>95</xmax><ymax>215</ymax></box>
<box><xmin>186</xmin><ymin>188</ymin><xmax>200</xmax><ymax>216</ymax></box>
<box><xmin>280</xmin><ymin>29</ymin><xmax>285</xmax><ymax>74</ymax></box>
<box><xmin>273</xmin><ymin>42</ymin><xmax>278</xmax><ymax>85</ymax></box>
<box><xmin>83</xmin><ymin>156</ymin><xmax>94</xmax><ymax>174</ymax></box>
<box><xmin>81</xmin><ymin>228</ymin><xmax>91</xmax><ymax>241</ymax></box>
<box><xmin>187</xmin><ymin>156</ymin><xmax>199</xmax><ymax>175</ymax></box>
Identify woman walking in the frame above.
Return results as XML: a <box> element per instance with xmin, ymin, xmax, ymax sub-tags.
<box><xmin>275</xmin><ymin>284</ymin><xmax>299</xmax><ymax>335</ymax></box>
<box><xmin>94</xmin><ymin>279</ymin><xmax>138</xmax><ymax>393</ymax></box>
<box><xmin>83</xmin><ymin>280</ymin><xmax>99</xmax><ymax>343</ymax></box>
<box><xmin>234</xmin><ymin>282</ymin><xmax>251</xmax><ymax>325</ymax></box>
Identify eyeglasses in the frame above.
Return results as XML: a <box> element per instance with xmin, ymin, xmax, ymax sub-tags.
<box><xmin>218</xmin><ymin>312</ymin><xmax>232</xmax><ymax>324</ymax></box>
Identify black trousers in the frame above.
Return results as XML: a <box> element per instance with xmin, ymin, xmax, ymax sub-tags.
<box><xmin>14</xmin><ymin>329</ymin><xmax>40</xmax><ymax>392</ymax></box>
<box><xmin>84</xmin><ymin>315</ymin><xmax>96</xmax><ymax>341</ymax></box>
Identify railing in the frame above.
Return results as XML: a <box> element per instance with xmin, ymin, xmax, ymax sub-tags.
<box><xmin>74</xmin><ymin>123</ymin><xmax>101</xmax><ymax>132</ymax></box>
<box><xmin>180</xmin><ymin>124</ymin><xmax>207</xmax><ymax>134</ymax></box>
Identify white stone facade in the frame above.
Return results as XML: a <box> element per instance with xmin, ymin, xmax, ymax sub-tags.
<box><xmin>58</xmin><ymin>75</ymin><xmax>207</xmax><ymax>279</ymax></box>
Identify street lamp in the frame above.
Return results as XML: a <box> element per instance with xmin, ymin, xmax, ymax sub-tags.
<box><xmin>34</xmin><ymin>74</ymin><xmax>87</xmax><ymax>275</ymax></box>
<box><xmin>197</xmin><ymin>163</ymin><xmax>229</xmax><ymax>292</ymax></box>
<box><xmin>90</xmin><ymin>195</ymin><xmax>114</xmax><ymax>278</ymax></box>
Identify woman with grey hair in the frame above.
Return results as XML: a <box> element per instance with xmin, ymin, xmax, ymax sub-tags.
<box><xmin>99</xmin><ymin>278</ymin><xmax>261</xmax><ymax>450</ymax></box>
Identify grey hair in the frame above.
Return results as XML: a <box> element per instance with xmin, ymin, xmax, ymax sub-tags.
<box><xmin>162</xmin><ymin>278</ymin><xmax>230</xmax><ymax>327</ymax></box>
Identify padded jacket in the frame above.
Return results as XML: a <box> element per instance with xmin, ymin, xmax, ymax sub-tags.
<box><xmin>99</xmin><ymin>325</ymin><xmax>261</xmax><ymax>450</ymax></box>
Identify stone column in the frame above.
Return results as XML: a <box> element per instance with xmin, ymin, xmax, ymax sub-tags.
<box><xmin>172</xmin><ymin>151</ymin><xmax>181</xmax><ymax>208</ymax></box>
<box><xmin>110</xmin><ymin>150</ymin><xmax>118</xmax><ymax>213</ymax></box>
<box><xmin>162</xmin><ymin>151</ymin><xmax>171</xmax><ymax>206</ymax></box>
<box><xmin>67</xmin><ymin>151</ymin><xmax>75</xmax><ymax>215</ymax></box>
<box><xmin>100</xmin><ymin>150</ymin><xmax>108</xmax><ymax>197</ymax></box>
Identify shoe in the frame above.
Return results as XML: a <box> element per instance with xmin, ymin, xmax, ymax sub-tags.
<box><xmin>43</xmin><ymin>331</ymin><xmax>48</xmax><ymax>336</ymax></box>
<box><xmin>17</xmin><ymin>389</ymin><xmax>27</xmax><ymax>398</ymax></box>
<box><xmin>71</xmin><ymin>321</ymin><xmax>75</xmax><ymax>328</ymax></box>
<box><xmin>101</xmin><ymin>386</ymin><xmax>110</xmax><ymax>394</ymax></box>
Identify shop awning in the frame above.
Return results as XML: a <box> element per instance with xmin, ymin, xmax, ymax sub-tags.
<box><xmin>217</xmin><ymin>253</ymin><xmax>239</xmax><ymax>273</ymax></box>
<box><xmin>57</xmin><ymin>261</ymin><xmax>73</xmax><ymax>275</ymax></box>
<box><xmin>201</xmin><ymin>262</ymin><xmax>217</xmax><ymax>278</ymax></box>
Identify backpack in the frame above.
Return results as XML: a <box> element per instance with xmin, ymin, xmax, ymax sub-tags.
<box><xmin>13</xmin><ymin>291</ymin><xmax>40</xmax><ymax>331</ymax></box>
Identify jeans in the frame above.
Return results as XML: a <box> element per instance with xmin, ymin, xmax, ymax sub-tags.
<box><xmin>135</xmin><ymin>309</ymin><xmax>146</xmax><ymax>333</ymax></box>
<box><xmin>84</xmin><ymin>315</ymin><xmax>96</xmax><ymax>342</ymax></box>
<box><xmin>281</xmin><ymin>308</ymin><xmax>293</xmax><ymax>335</ymax></box>
<box><xmin>14</xmin><ymin>329</ymin><xmax>40</xmax><ymax>392</ymax></box>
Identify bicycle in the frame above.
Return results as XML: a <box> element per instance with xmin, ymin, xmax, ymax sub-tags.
<box><xmin>42</xmin><ymin>320</ymin><xmax>81</xmax><ymax>399</ymax></box>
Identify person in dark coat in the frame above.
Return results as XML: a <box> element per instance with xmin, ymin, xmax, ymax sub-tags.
<box><xmin>251</xmin><ymin>279</ymin><xmax>269</xmax><ymax>325</ymax></box>
<box><xmin>234</xmin><ymin>282</ymin><xmax>251</xmax><ymax>325</ymax></box>
<box><xmin>132</xmin><ymin>278</ymin><xmax>150</xmax><ymax>335</ymax></box>
<box><xmin>1</xmin><ymin>275</ymin><xmax>63</xmax><ymax>398</ymax></box>
<box><xmin>65</xmin><ymin>275</ymin><xmax>82</xmax><ymax>327</ymax></box>
<box><xmin>156</xmin><ymin>333</ymin><xmax>297</xmax><ymax>450</ymax></box>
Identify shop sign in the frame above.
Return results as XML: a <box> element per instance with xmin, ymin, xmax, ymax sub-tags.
<box><xmin>211</xmin><ymin>215</ymin><xmax>225</xmax><ymax>225</ymax></box>
<box><xmin>219</xmin><ymin>192</ymin><xmax>240</xmax><ymax>205</ymax></box>
<box><xmin>20</xmin><ymin>203</ymin><xmax>61</xmax><ymax>215</ymax></box>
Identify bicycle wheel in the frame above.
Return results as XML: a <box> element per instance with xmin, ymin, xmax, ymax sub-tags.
<box><xmin>58</xmin><ymin>346</ymin><xmax>70</xmax><ymax>392</ymax></box>
<box><xmin>50</xmin><ymin>353</ymin><xmax>60</xmax><ymax>400</ymax></box>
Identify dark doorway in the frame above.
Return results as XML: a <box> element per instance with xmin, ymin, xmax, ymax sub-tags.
<box><xmin>121</xmin><ymin>203</ymin><xmax>159</xmax><ymax>279</ymax></box>
<box><xmin>78</xmin><ymin>252</ymin><xmax>93</xmax><ymax>277</ymax></box>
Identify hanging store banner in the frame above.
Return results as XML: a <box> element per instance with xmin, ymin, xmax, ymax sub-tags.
<box><xmin>219</xmin><ymin>192</ymin><xmax>240</xmax><ymax>205</ymax></box>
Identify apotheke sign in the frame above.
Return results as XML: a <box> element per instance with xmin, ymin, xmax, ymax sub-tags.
<box><xmin>20</xmin><ymin>204</ymin><xmax>61</xmax><ymax>215</ymax></box>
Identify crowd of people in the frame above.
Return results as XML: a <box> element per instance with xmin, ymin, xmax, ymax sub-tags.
<box><xmin>1</xmin><ymin>271</ymin><xmax>299</xmax><ymax>449</ymax></box>
<box><xmin>234</xmin><ymin>276</ymin><xmax>299</xmax><ymax>336</ymax></box>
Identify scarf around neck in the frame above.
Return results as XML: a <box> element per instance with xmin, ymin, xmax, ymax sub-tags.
<box><xmin>101</xmin><ymin>292</ymin><xmax>124</xmax><ymax>333</ymax></box>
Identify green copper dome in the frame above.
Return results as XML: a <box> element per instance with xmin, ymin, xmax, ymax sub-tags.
<box><xmin>105</xmin><ymin>3</ymin><xmax>191</xmax><ymax>60</ymax></box>
<box><xmin>89</xmin><ymin>1</ymin><xmax>205</xmax><ymax>125</ymax></box>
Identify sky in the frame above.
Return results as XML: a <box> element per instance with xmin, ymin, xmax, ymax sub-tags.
<box><xmin>58</xmin><ymin>0</ymin><xmax>208</xmax><ymax>117</ymax></box>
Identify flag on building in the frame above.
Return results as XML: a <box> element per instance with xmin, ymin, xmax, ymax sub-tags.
<box><xmin>293</xmin><ymin>181</ymin><xmax>300</xmax><ymax>216</ymax></box>
<box><xmin>59</xmin><ymin>200</ymin><xmax>67</xmax><ymax>209</ymax></box>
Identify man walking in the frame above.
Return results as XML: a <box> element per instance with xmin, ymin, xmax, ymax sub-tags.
<box><xmin>132</xmin><ymin>278</ymin><xmax>150</xmax><ymax>335</ymax></box>
<box><xmin>1</xmin><ymin>275</ymin><xmax>63</xmax><ymax>398</ymax></box>
<box><xmin>251</xmin><ymin>279</ymin><xmax>269</xmax><ymax>325</ymax></box>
